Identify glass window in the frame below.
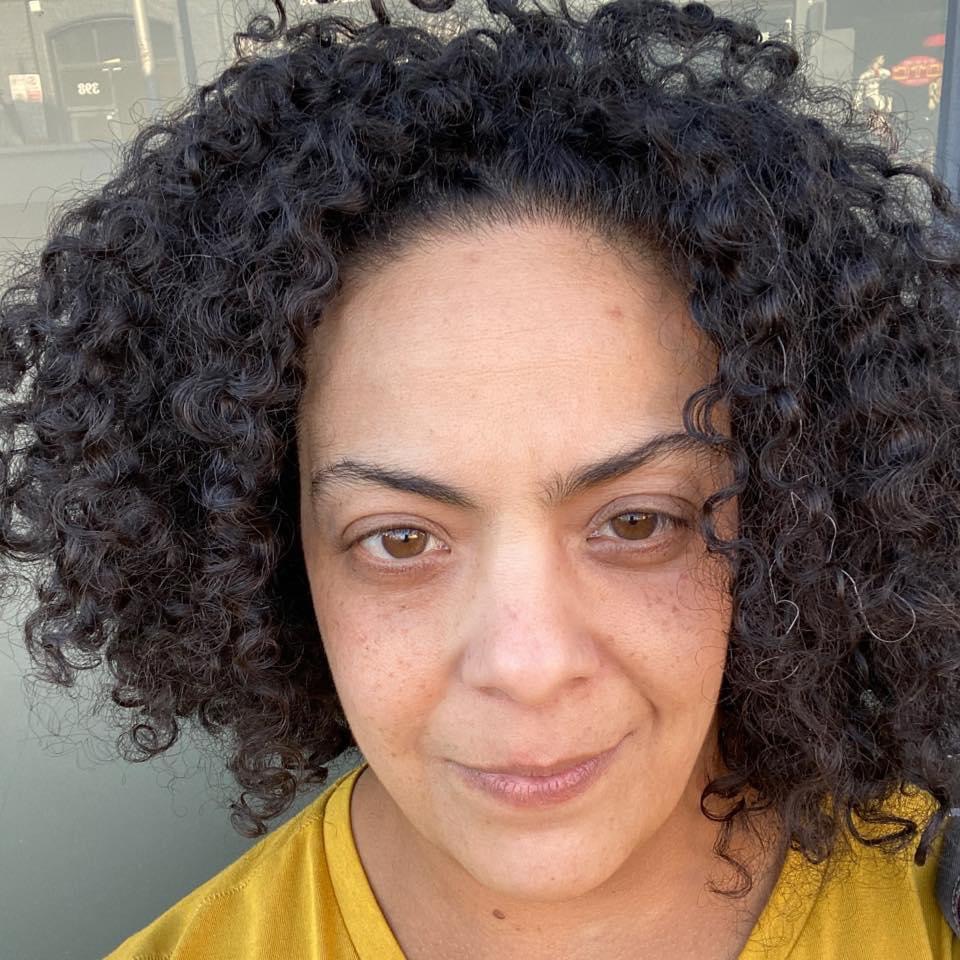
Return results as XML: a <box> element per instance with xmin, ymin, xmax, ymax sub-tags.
<box><xmin>704</xmin><ymin>0</ymin><xmax>952</xmax><ymax>168</ymax></box>
<box><xmin>0</xmin><ymin>1</ymin><xmax>954</xmax><ymax>162</ymax></box>
<box><xmin>49</xmin><ymin>23</ymin><xmax>97</xmax><ymax>66</ymax></box>
<box><xmin>94</xmin><ymin>17</ymin><xmax>140</xmax><ymax>63</ymax></box>
<box><xmin>150</xmin><ymin>20</ymin><xmax>178</xmax><ymax>61</ymax></box>
<box><xmin>808</xmin><ymin>0</ymin><xmax>949</xmax><ymax>167</ymax></box>
<box><xmin>45</xmin><ymin>17</ymin><xmax>184</xmax><ymax>144</ymax></box>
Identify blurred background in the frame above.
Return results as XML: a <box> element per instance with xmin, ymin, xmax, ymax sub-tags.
<box><xmin>0</xmin><ymin>1</ymin><xmax>957</xmax><ymax>957</ymax></box>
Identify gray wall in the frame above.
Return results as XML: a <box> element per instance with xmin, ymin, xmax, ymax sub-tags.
<box><xmin>0</xmin><ymin>602</ymin><xmax>361</xmax><ymax>960</ymax></box>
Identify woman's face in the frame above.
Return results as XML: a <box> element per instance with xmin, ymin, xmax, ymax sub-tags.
<box><xmin>299</xmin><ymin>219</ymin><xmax>736</xmax><ymax>902</ymax></box>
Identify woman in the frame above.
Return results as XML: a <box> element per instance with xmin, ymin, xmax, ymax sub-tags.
<box><xmin>2</xmin><ymin>1</ymin><xmax>959</xmax><ymax>957</ymax></box>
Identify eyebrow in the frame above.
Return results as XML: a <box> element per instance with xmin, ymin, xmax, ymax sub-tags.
<box><xmin>309</xmin><ymin>431</ymin><xmax>720</xmax><ymax>511</ymax></box>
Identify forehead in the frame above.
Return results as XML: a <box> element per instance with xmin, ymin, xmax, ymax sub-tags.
<box><xmin>299</xmin><ymin>220</ymin><xmax>716</xmax><ymax>466</ymax></box>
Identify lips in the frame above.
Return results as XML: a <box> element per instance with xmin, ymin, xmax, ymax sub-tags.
<box><xmin>448</xmin><ymin>735</ymin><xmax>627</xmax><ymax>808</ymax></box>
<box><xmin>465</xmin><ymin>742</ymin><xmax>623</xmax><ymax>778</ymax></box>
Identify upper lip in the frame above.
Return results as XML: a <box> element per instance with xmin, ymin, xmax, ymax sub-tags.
<box><xmin>458</xmin><ymin>737</ymin><xmax>624</xmax><ymax>778</ymax></box>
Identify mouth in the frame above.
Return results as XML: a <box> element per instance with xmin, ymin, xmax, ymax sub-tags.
<box><xmin>448</xmin><ymin>734</ymin><xmax>628</xmax><ymax>809</ymax></box>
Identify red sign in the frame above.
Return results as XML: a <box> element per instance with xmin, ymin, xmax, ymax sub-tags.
<box><xmin>890</xmin><ymin>55</ymin><xmax>943</xmax><ymax>86</ymax></box>
<box><xmin>8</xmin><ymin>73</ymin><xmax>42</xmax><ymax>102</ymax></box>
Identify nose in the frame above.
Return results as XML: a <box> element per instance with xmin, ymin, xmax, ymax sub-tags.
<box><xmin>456</xmin><ymin>535</ymin><xmax>601</xmax><ymax>706</ymax></box>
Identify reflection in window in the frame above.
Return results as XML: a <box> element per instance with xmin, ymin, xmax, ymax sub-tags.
<box><xmin>49</xmin><ymin>17</ymin><xmax>181</xmax><ymax>143</ymax></box>
<box><xmin>800</xmin><ymin>0</ymin><xmax>949</xmax><ymax>168</ymax></box>
<box><xmin>0</xmin><ymin>0</ymin><xmax>953</xmax><ymax>175</ymax></box>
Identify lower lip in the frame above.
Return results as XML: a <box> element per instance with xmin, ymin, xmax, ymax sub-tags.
<box><xmin>450</xmin><ymin>737</ymin><xmax>625</xmax><ymax>809</ymax></box>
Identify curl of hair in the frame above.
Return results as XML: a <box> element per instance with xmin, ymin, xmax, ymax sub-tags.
<box><xmin>2</xmin><ymin>0</ymin><xmax>960</xmax><ymax>896</ymax></box>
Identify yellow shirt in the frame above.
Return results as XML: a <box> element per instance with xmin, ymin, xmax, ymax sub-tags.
<box><xmin>104</xmin><ymin>763</ymin><xmax>958</xmax><ymax>959</ymax></box>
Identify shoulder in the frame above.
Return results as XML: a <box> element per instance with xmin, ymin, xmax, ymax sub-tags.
<box><xmin>102</xmin><ymin>765</ymin><xmax>364</xmax><ymax>960</ymax></box>
<box><xmin>746</xmin><ymin>789</ymin><xmax>959</xmax><ymax>960</ymax></box>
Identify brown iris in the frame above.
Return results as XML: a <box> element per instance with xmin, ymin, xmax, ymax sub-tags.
<box><xmin>609</xmin><ymin>511</ymin><xmax>659</xmax><ymax>540</ymax></box>
<box><xmin>379</xmin><ymin>528</ymin><xmax>429</xmax><ymax>559</ymax></box>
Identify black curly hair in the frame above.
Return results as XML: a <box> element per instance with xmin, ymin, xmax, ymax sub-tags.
<box><xmin>2</xmin><ymin>0</ymin><xmax>959</xmax><ymax>898</ymax></box>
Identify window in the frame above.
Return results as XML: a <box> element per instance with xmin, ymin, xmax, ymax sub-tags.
<box><xmin>49</xmin><ymin>17</ymin><xmax>182</xmax><ymax>143</ymax></box>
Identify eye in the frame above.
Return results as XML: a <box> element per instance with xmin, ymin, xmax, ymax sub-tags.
<box><xmin>355</xmin><ymin>526</ymin><xmax>443</xmax><ymax>563</ymax></box>
<box><xmin>589</xmin><ymin>509</ymin><xmax>690</xmax><ymax>546</ymax></box>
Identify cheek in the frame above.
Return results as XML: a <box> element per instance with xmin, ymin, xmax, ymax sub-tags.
<box><xmin>610</xmin><ymin>564</ymin><xmax>731</xmax><ymax>706</ymax></box>
<box><xmin>316</xmin><ymin>590</ymin><xmax>447</xmax><ymax>745</ymax></box>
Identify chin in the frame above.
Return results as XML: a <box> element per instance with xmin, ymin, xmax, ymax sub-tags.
<box><xmin>456</xmin><ymin>837</ymin><xmax>631</xmax><ymax>903</ymax></box>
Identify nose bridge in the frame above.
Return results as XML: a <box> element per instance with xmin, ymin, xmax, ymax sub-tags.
<box><xmin>457</xmin><ymin>528</ymin><xmax>600</xmax><ymax>704</ymax></box>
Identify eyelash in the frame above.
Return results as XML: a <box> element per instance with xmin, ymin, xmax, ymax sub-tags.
<box><xmin>349</xmin><ymin>509</ymin><xmax>693</xmax><ymax>575</ymax></box>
